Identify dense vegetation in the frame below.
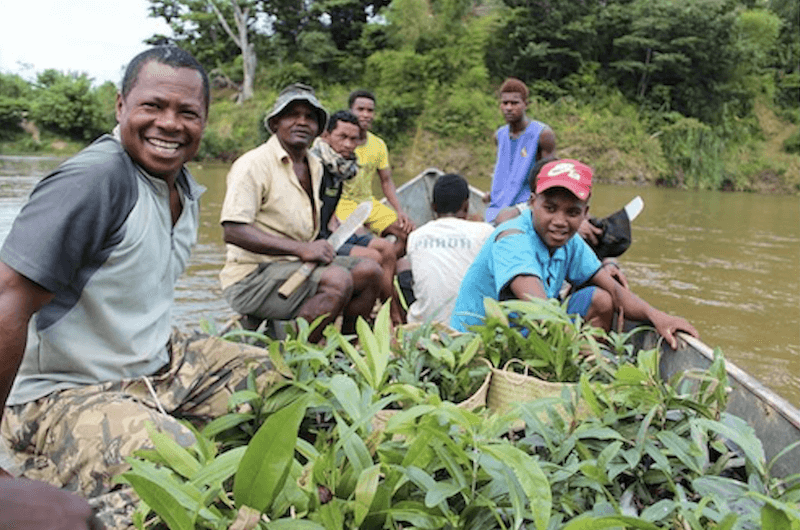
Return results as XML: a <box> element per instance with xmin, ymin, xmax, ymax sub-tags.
<box><xmin>1</xmin><ymin>0</ymin><xmax>798</xmax><ymax>192</ymax></box>
<box><xmin>120</xmin><ymin>301</ymin><xmax>800</xmax><ymax>529</ymax></box>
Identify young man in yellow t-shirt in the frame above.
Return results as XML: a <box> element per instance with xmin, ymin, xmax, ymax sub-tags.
<box><xmin>334</xmin><ymin>90</ymin><xmax>415</xmax><ymax>257</ymax></box>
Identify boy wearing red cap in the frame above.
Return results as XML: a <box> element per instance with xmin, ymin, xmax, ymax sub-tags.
<box><xmin>450</xmin><ymin>159</ymin><xmax>697</xmax><ymax>349</ymax></box>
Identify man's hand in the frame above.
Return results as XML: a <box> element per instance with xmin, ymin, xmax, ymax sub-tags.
<box><xmin>482</xmin><ymin>191</ymin><xmax>491</xmax><ymax>204</ymax></box>
<box><xmin>650</xmin><ymin>312</ymin><xmax>699</xmax><ymax>350</ymax></box>
<box><xmin>578</xmin><ymin>219</ymin><xmax>602</xmax><ymax>246</ymax></box>
<box><xmin>0</xmin><ymin>478</ymin><xmax>98</xmax><ymax>529</ymax></box>
<box><xmin>297</xmin><ymin>240</ymin><xmax>336</xmax><ymax>264</ymax></box>
<box><xmin>395</xmin><ymin>211</ymin><xmax>416</xmax><ymax>234</ymax></box>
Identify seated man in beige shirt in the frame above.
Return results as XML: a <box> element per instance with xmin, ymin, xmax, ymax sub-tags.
<box><xmin>219</xmin><ymin>83</ymin><xmax>382</xmax><ymax>342</ymax></box>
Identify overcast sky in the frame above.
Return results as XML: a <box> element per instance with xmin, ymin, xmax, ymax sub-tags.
<box><xmin>1</xmin><ymin>0</ymin><xmax>172</xmax><ymax>86</ymax></box>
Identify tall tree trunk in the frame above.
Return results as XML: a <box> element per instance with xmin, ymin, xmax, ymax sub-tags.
<box><xmin>208</xmin><ymin>0</ymin><xmax>256</xmax><ymax>103</ymax></box>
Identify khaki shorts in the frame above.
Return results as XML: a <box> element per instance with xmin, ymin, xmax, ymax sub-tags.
<box><xmin>223</xmin><ymin>256</ymin><xmax>363</xmax><ymax>320</ymax></box>
<box><xmin>335</xmin><ymin>197</ymin><xmax>398</xmax><ymax>234</ymax></box>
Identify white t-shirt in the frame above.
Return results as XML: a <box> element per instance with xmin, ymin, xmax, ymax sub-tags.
<box><xmin>406</xmin><ymin>217</ymin><xmax>495</xmax><ymax>325</ymax></box>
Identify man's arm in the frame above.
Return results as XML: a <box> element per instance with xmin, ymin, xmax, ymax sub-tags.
<box><xmin>223</xmin><ymin>222</ymin><xmax>335</xmax><ymax>264</ymax></box>
<box><xmin>0</xmin><ymin>263</ymin><xmax>53</xmax><ymax>475</ymax></box>
<box><xmin>377</xmin><ymin>167</ymin><xmax>415</xmax><ymax>233</ymax></box>
<box><xmin>508</xmin><ymin>274</ymin><xmax>547</xmax><ymax>301</ymax></box>
<box><xmin>591</xmin><ymin>267</ymin><xmax>698</xmax><ymax>348</ymax></box>
<box><xmin>536</xmin><ymin>127</ymin><xmax>556</xmax><ymax>161</ymax></box>
<box><xmin>484</xmin><ymin>131</ymin><xmax>500</xmax><ymax>204</ymax></box>
<box><xmin>0</xmin><ymin>478</ymin><xmax>97</xmax><ymax>528</ymax></box>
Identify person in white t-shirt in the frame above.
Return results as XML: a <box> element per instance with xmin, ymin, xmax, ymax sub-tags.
<box><xmin>399</xmin><ymin>173</ymin><xmax>495</xmax><ymax>325</ymax></box>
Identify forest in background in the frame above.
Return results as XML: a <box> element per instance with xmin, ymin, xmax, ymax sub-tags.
<box><xmin>1</xmin><ymin>0</ymin><xmax>798</xmax><ymax>192</ymax></box>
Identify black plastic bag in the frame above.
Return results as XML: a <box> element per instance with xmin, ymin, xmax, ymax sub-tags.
<box><xmin>588</xmin><ymin>208</ymin><xmax>632</xmax><ymax>259</ymax></box>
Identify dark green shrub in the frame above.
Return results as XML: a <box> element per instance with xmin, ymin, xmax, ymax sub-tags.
<box><xmin>783</xmin><ymin>129</ymin><xmax>800</xmax><ymax>154</ymax></box>
<box><xmin>659</xmin><ymin>117</ymin><xmax>726</xmax><ymax>189</ymax></box>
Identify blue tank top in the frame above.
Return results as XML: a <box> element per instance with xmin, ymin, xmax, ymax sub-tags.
<box><xmin>486</xmin><ymin>120</ymin><xmax>546</xmax><ymax>222</ymax></box>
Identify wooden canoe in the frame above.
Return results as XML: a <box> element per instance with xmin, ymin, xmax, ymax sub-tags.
<box><xmin>391</xmin><ymin>167</ymin><xmax>800</xmax><ymax>479</ymax></box>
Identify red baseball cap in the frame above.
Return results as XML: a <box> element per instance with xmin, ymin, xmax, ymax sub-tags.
<box><xmin>535</xmin><ymin>159</ymin><xmax>593</xmax><ymax>200</ymax></box>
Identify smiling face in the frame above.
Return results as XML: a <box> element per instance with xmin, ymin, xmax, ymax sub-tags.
<box><xmin>529</xmin><ymin>187</ymin><xmax>589</xmax><ymax>252</ymax></box>
<box><xmin>499</xmin><ymin>91</ymin><xmax>527</xmax><ymax>126</ymax></box>
<box><xmin>272</xmin><ymin>101</ymin><xmax>320</xmax><ymax>152</ymax></box>
<box><xmin>115</xmin><ymin>60</ymin><xmax>207</xmax><ymax>182</ymax></box>
<box><xmin>323</xmin><ymin>120</ymin><xmax>361</xmax><ymax>159</ymax></box>
<box><xmin>350</xmin><ymin>96</ymin><xmax>375</xmax><ymax>132</ymax></box>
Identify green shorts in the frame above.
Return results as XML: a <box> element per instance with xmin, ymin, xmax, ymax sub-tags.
<box><xmin>223</xmin><ymin>256</ymin><xmax>363</xmax><ymax>320</ymax></box>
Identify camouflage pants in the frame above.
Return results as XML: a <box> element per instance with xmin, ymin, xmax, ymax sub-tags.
<box><xmin>1</xmin><ymin>331</ymin><xmax>280</xmax><ymax>528</ymax></box>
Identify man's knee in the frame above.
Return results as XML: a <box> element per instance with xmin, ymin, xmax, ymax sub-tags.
<box><xmin>349</xmin><ymin>245</ymin><xmax>383</xmax><ymax>266</ymax></box>
<box><xmin>351</xmin><ymin>259</ymin><xmax>383</xmax><ymax>288</ymax></box>
<box><xmin>318</xmin><ymin>265</ymin><xmax>354</xmax><ymax>301</ymax></box>
<box><xmin>368</xmin><ymin>237</ymin><xmax>396</xmax><ymax>262</ymax></box>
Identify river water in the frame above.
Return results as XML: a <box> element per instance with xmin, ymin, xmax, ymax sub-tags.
<box><xmin>1</xmin><ymin>157</ymin><xmax>798</xmax><ymax>406</ymax></box>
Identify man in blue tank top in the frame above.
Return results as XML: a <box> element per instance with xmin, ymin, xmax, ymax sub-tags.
<box><xmin>485</xmin><ymin>77</ymin><xmax>556</xmax><ymax>223</ymax></box>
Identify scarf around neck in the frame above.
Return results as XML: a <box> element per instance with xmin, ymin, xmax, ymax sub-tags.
<box><xmin>311</xmin><ymin>137</ymin><xmax>359</xmax><ymax>184</ymax></box>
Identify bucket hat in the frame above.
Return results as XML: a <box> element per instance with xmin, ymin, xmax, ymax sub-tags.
<box><xmin>265</xmin><ymin>83</ymin><xmax>328</xmax><ymax>134</ymax></box>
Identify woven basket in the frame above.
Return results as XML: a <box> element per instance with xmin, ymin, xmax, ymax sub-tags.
<box><xmin>487</xmin><ymin>359</ymin><xmax>588</xmax><ymax>421</ymax></box>
<box><xmin>372</xmin><ymin>368</ymin><xmax>492</xmax><ymax>432</ymax></box>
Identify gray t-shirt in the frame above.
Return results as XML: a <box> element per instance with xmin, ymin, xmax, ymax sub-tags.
<box><xmin>2</xmin><ymin>135</ymin><xmax>204</xmax><ymax>405</ymax></box>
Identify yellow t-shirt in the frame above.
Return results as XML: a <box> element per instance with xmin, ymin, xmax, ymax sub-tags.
<box><xmin>341</xmin><ymin>131</ymin><xmax>389</xmax><ymax>203</ymax></box>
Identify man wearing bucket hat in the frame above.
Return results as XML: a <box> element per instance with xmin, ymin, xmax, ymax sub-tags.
<box><xmin>450</xmin><ymin>159</ymin><xmax>698</xmax><ymax>349</ymax></box>
<box><xmin>220</xmin><ymin>83</ymin><xmax>382</xmax><ymax>342</ymax></box>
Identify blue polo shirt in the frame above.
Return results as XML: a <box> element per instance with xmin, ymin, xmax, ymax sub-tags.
<box><xmin>450</xmin><ymin>210</ymin><xmax>601</xmax><ymax>331</ymax></box>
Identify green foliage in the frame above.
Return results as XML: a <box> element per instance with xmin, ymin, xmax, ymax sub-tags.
<box><xmin>658</xmin><ymin>117</ymin><xmax>727</xmax><ymax>189</ymax></box>
<box><xmin>0</xmin><ymin>97</ymin><xmax>28</xmax><ymax>140</ymax></box>
<box><xmin>262</xmin><ymin>62</ymin><xmax>314</xmax><ymax>91</ymax></box>
<box><xmin>122</xmin><ymin>301</ymin><xmax>800</xmax><ymax>530</ymax></box>
<box><xmin>784</xmin><ymin>129</ymin><xmax>800</xmax><ymax>154</ymax></box>
<box><xmin>29</xmin><ymin>70</ymin><xmax>107</xmax><ymax>141</ymax></box>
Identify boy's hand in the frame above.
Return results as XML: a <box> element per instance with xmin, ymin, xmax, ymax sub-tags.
<box><xmin>651</xmin><ymin>313</ymin><xmax>699</xmax><ymax>350</ymax></box>
<box><xmin>579</xmin><ymin>219</ymin><xmax>602</xmax><ymax>246</ymax></box>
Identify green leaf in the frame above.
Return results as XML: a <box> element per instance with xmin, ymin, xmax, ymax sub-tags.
<box><xmin>695</xmin><ymin>415</ymin><xmax>766</xmax><ymax>476</ymax></box>
<box><xmin>480</xmin><ymin>444</ymin><xmax>551</xmax><ymax>530</ymax></box>
<box><xmin>616</xmin><ymin>364</ymin><xmax>648</xmax><ymax>385</ymax></box>
<box><xmin>484</xmin><ymin>297</ymin><xmax>509</xmax><ymax>326</ymax></box>
<box><xmin>334</xmin><ymin>412</ymin><xmax>373</xmax><ymax>475</ymax></box>
<box><xmin>189</xmin><ymin>446</ymin><xmax>246</xmax><ymax>488</ymax></box>
<box><xmin>456</xmin><ymin>335</ymin><xmax>482</xmax><ymax>371</ymax></box>
<box><xmin>201</xmin><ymin>413</ymin><xmax>254</xmax><ymax>438</ymax></box>
<box><xmin>268</xmin><ymin>340</ymin><xmax>294</xmax><ymax>378</ymax></box>
<box><xmin>580</xmin><ymin>374</ymin><xmax>603</xmax><ymax>417</ymax></box>
<box><xmin>424</xmin><ymin>481</ymin><xmax>462</xmax><ymax>508</ymax></box>
<box><xmin>327</xmin><ymin>374</ymin><xmax>363</xmax><ymax>421</ymax></box>
<box><xmin>234</xmin><ymin>395</ymin><xmax>308</xmax><ymax>512</ymax></box>
<box><xmin>266</xmin><ymin>519</ymin><xmax>327</xmax><ymax>529</ymax></box>
<box><xmin>640</xmin><ymin>499</ymin><xmax>676</xmax><ymax>522</ymax></box>
<box><xmin>372</xmin><ymin>301</ymin><xmax>392</xmax><ymax>384</ymax></box>
<box><xmin>561</xmin><ymin>515</ymin><xmax>661</xmax><ymax>530</ymax></box>
<box><xmin>145</xmin><ymin>422</ymin><xmax>200</xmax><ymax>479</ymax></box>
<box><xmin>354</xmin><ymin>464</ymin><xmax>381</xmax><ymax>525</ymax></box>
<box><xmin>357</xmin><ymin>316</ymin><xmax>381</xmax><ymax>382</ymax></box>
<box><xmin>123</xmin><ymin>474</ymin><xmax>196</xmax><ymax>530</ymax></box>
<box><xmin>656</xmin><ymin>430</ymin><xmax>702</xmax><ymax>474</ymax></box>
<box><xmin>762</xmin><ymin>503</ymin><xmax>794</xmax><ymax>530</ymax></box>
<box><xmin>338</xmin><ymin>335</ymin><xmax>375</xmax><ymax>387</ymax></box>
<box><xmin>317</xmin><ymin>500</ymin><xmax>346</xmax><ymax>530</ymax></box>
